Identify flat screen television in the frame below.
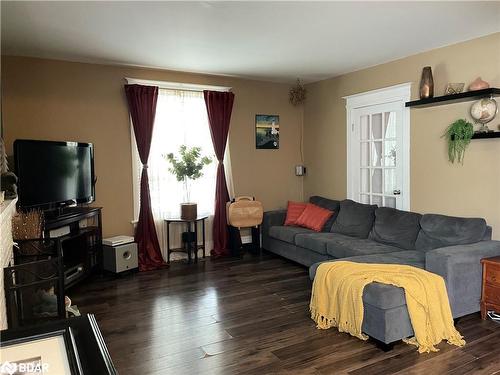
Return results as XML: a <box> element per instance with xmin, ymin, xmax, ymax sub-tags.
<box><xmin>14</xmin><ymin>139</ymin><xmax>95</xmax><ymax>209</ymax></box>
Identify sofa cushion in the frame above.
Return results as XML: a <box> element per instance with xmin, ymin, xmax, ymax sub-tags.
<box><xmin>294</xmin><ymin>232</ymin><xmax>337</xmax><ymax>255</ymax></box>
<box><xmin>309</xmin><ymin>196</ymin><xmax>340</xmax><ymax>231</ymax></box>
<box><xmin>295</xmin><ymin>203</ymin><xmax>334</xmax><ymax>232</ymax></box>
<box><xmin>331</xmin><ymin>199</ymin><xmax>377</xmax><ymax>238</ymax></box>
<box><xmin>268</xmin><ymin>226</ymin><xmax>314</xmax><ymax>244</ymax></box>
<box><xmin>415</xmin><ymin>214</ymin><xmax>487</xmax><ymax>251</ymax></box>
<box><xmin>284</xmin><ymin>201</ymin><xmax>307</xmax><ymax>226</ymax></box>
<box><xmin>369</xmin><ymin>207</ymin><xmax>422</xmax><ymax>250</ymax></box>
<box><xmin>324</xmin><ymin>233</ymin><xmax>400</xmax><ymax>258</ymax></box>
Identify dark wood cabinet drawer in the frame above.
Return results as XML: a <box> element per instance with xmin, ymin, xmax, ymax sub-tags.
<box><xmin>485</xmin><ymin>264</ymin><xmax>500</xmax><ymax>286</ymax></box>
<box><xmin>483</xmin><ymin>284</ymin><xmax>500</xmax><ymax>305</ymax></box>
<box><xmin>480</xmin><ymin>256</ymin><xmax>500</xmax><ymax>319</ymax></box>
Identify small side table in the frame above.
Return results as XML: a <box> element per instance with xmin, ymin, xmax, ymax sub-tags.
<box><xmin>164</xmin><ymin>215</ymin><xmax>208</xmax><ymax>264</ymax></box>
<box><xmin>480</xmin><ymin>256</ymin><xmax>500</xmax><ymax>319</ymax></box>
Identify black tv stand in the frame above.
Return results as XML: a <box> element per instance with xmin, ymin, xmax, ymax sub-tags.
<box><xmin>43</xmin><ymin>206</ymin><xmax>103</xmax><ymax>289</ymax></box>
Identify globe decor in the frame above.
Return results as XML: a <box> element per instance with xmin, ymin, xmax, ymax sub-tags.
<box><xmin>470</xmin><ymin>97</ymin><xmax>498</xmax><ymax>133</ymax></box>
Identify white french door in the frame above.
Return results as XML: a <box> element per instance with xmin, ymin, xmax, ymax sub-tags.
<box><xmin>346</xmin><ymin>84</ymin><xmax>410</xmax><ymax>210</ymax></box>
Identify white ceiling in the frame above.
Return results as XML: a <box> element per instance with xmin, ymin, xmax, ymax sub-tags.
<box><xmin>2</xmin><ymin>1</ymin><xmax>499</xmax><ymax>83</ymax></box>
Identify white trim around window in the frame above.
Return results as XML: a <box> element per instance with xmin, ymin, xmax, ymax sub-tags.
<box><xmin>125</xmin><ymin>77</ymin><xmax>231</xmax><ymax>92</ymax></box>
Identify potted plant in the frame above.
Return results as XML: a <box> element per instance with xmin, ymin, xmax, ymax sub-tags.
<box><xmin>165</xmin><ymin>145</ymin><xmax>212</xmax><ymax>220</ymax></box>
<box><xmin>443</xmin><ymin>119</ymin><xmax>474</xmax><ymax>164</ymax></box>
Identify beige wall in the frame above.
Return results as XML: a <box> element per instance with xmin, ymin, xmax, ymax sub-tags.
<box><xmin>304</xmin><ymin>33</ymin><xmax>500</xmax><ymax>239</ymax></box>
<box><xmin>2</xmin><ymin>57</ymin><xmax>303</xmax><ymax>237</ymax></box>
<box><xmin>3</xmin><ymin>33</ymin><xmax>499</xmax><ymax>240</ymax></box>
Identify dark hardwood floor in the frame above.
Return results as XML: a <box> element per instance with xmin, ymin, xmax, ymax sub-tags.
<box><xmin>71</xmin><ymin>252</ymin><xmax>500</xmax><ymax>374</ymax></box>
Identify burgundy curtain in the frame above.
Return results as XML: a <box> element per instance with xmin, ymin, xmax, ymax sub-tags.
<box><xmin>203</xmin><ymin>90</ymin><xmax>235</xmax><ymax>257</ymax></box>
<box><xmin>125</xmin><ymin>84</ymin><xmax>166</xmax><ymax>271</ymax></box>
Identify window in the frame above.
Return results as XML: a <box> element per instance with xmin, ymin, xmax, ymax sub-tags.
<box><xmin>131</xmin><ymin>88</ymin><xmax>218</xmax><ymax>254</ymax></box>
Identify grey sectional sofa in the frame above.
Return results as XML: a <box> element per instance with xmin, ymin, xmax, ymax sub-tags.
<box><xmin>262</xmin><ymin>196</ymin><xmax>500</xmax><ymax>345</ymax></box>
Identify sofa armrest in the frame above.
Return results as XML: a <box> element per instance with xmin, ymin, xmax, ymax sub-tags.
<box><xmin>262</xmin><ymin>210</ymin><xmax>287</xmax><ymax>236</ymax></box>
<box><xmin>425</xmin><ymin>240</ymin><xmax>500</xmax><ymax>317</ymax></box>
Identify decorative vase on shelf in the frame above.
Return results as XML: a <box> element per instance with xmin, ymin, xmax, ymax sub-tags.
<box><xmin>419</xmin><ymin>66</ymin><xmax>434</xmax><ymax>99</ymax></box>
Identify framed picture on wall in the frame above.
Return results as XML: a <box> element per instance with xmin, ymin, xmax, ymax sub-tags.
<box><xmin>255</xmin><ymin>114</ymin><xmax>279</xmax><ymax>149</ymax></box>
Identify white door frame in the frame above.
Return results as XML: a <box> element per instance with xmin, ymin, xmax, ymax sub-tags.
<box><xmin>344</xmin><ymin>83</ymin><xmax>411</xmax><ymax>210</ymax></box>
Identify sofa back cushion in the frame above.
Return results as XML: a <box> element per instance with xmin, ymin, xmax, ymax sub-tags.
<box><xmin>331</xmin><ymin>199</ymin><xmax>377</xmax><ymax>239</ymax></box>
<box><xmin>415</xmin><ymin>213</ymin><xmax>487</xmax><ymax>251</ymax></box>
<box><xmin>295</xmin><ymin>203</ymin><xmax>334</xmax><ymax>232</ymax></box>
<box><xmin>369</xmin><ymin>207</ymin><xmax>422</xmax><ymax>250</ymax></box>
<box><xmin>309</xmin><ymin>196</ymin><xmax>340</xmax><ymax>231</ymax></box>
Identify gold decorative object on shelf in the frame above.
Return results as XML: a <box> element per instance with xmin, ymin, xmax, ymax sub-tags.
<box><xmin>444</xmin><ymin>83</ymin><xmax>464</xmax><ymax>95</ymax></box>
<box><xmin>13</xmin><ymin>209</ymin><xmax>45</xmax><ymax>240</ymax></box>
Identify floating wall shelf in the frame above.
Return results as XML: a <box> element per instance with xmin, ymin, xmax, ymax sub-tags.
<box><xmin>470</xmin><ymin>132</ymin><xmax>500</xmax><ymax>140</ymax></box>
<box><xmin>405</xmin><ymin>88</ymin><xmax>500</xmax><ymax>108</ymax></box>
<box><xmin>450</xmin><ymin>132</ymin><xmax>500</xmax><ymax>141</ymax></box>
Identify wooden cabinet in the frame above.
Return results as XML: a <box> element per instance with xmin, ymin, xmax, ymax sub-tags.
<box><xmin>480</xmin><ymin>256</ymin><xmax>500</xmax><ymax>319</ymax></box>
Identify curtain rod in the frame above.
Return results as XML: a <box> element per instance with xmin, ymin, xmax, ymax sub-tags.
<box><xmin>124</xmin><ymin>77</ymin><xmax>232</xmax><ymax>92</ymax></box>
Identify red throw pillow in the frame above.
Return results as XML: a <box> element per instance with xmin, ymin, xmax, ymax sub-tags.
<box><xmin>295</xmin><ymin>203</ymin><xmax>334</xmax><ymax>232</ymax></box>
<box><xmin>284</xmin><ymin>201</ymin><xmax>307</xmax><ymax>226</ymax></box>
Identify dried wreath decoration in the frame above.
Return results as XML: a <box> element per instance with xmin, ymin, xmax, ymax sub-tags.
<box><xmin>289</xmin><ymin>79</ymin><xmax>306</xmax><ymax>106</ymax></box>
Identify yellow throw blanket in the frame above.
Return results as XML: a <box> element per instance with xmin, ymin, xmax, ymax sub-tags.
<box><xmin>310</xmin><ymin>261</ymin><xmax>465</xmax><ymax>353</ymax></box>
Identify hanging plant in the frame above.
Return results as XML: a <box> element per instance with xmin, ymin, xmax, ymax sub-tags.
<box><xmin>289</xmin><ymin>79</ymin><xmax>306</xmax><ymax>106</ymax></box>
<box><xmin>442</xmin><ymin>119</ymin><xmax>474</xmax><ymax>164</ymax></box>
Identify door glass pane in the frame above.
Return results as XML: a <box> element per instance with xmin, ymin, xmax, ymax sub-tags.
<box><xmin>360</xmin><ymin>115</ymin><xmax>370</xmax><ymax>140</ymax></box>
<box><xmin>371</xmin><ymin>113</ymin><xmax>382</xmax><ymax>139</ymax></box>
<box><xmin>384</xmin><ymin>169</ymin><xmax>396</xmax><ymax>194</ymax></box>
<box><xmin>360</xmin><ymin>142</ymin><xmax>370</xmax><ymax>167</ymax></box>
<box><xmin>360</xmin><ymin>194</ymin><xmax>370</xmax><ymax>204</ymax></box>
<box><xmin>354</xmin><ymin>105</ymin><xmax>403</xmax><ymax>211</ymax></box>
<box><xmin>371</xmin><ymin>169</ymin><xmax>382</xmax><ymax>193</ymax></box>
<box><xmin>360</xmin><ymin>168</ymin><xmax>370</xmax><ymax>192</ymax></box>
<box><xmin>385</xmin><ymin>196</ymin><xmax>396</xmax><ymax>208</ymax></box>
<box><xmin>384</xmin><ymin>112</ymin><xmax>396</xmax><ymax>139</ymax></box>
<box><xmin>372</xmin><ymin>195</ymin><xmax>383</xmax><ymax>206</ymax></box>
<box><xmin>384</xmin><ymin>140</ymin><xmax>397</xmax><ymax>167</ymax></box>
<box><xmin>371</xmin><ymin>141</ymin><xmax>382</xmax><ymax>166</ymax></box>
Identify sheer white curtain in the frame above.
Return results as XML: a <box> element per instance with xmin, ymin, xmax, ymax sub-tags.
<box><xmin>132</xmin><ymin>88</ymin><xmax>229</xmax><ymax>258</ymax></box>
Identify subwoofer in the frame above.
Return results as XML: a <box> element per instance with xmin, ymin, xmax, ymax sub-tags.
<box><xmin>103</xmin><ymin>242</ymin><xmax>138</xmax><ymax>273</ymax></box>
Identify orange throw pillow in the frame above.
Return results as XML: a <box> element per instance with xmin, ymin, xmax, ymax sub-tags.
<box><xmin>295</xmin><ymin>203</ymin><xmax>334</xmax><ymax>232</ymax></box>
<box><xmin>284</xmin><ymin>201</ymin><xmax>307</xmax><ymax>226</ymax></box>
